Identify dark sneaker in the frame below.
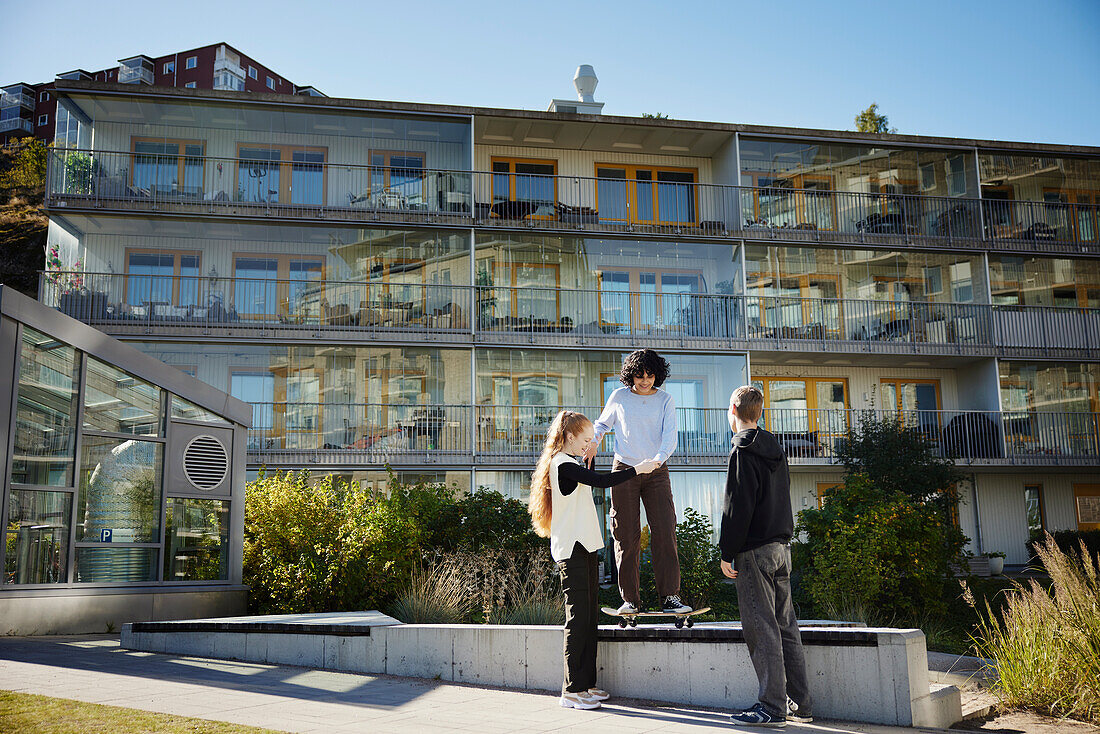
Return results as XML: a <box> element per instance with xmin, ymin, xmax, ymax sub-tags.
<box><xmin>616</xmin><ymin>601</ymin><xmax>639</xmax><ymax>615</ymax></box>
<box><xmin>787</xmin><ymin>696</ymin><xmax>813</xmax><ymax>723</ymax></box>
<box><xmin>730</xmin><ymin>702</ymin><xmax>786</xmax><ymax>727</ymax></box>
<box><xmin>661</xmin><ymin>595</ymin><xmax>692</xmax><ymax>613</ymax></box>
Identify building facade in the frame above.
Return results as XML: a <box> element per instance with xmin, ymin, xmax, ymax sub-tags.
<box><xmin>2</xmin><ymin>43</ymin><xmax>319</xmax><ymax>145</ymax></box>
<box><xmin>34</xmin><ymin>79</ymin><xmax>1100</xmax><ymax>574</ymax></box>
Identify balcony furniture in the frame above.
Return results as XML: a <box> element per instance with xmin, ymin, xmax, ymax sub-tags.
<box><xmin>773</xmin><ymin>431</ymin><xmax>820</xmax><ymax>458</ymax></box>
<box><xmin>941</xmin><ymin>413</ymin><xmax>1002</xmax><ymax>459</ymax></box>
<box><xmin>700</xmin><ymin>220</ymin><xmax>726</xmax><ymax>234</ymax></box>
<box><xmin>151</xmin><ymin>302</ymin><xmax>189</xmax><ymax>320</ymax></box>
<box><xmin>925</xmin><ymin>318</ymin><xmax>948</xmax><ymax>343</ymax></box>
<box><xmin>558</xmin><ymin>204</ymin><xmax>599</xmax><ymax>224</ymax></box>
<box><xmin>58</xmin><ymin>291</ymin><xmax>108</xmax><ymax>320</ymax></box>
<box><xmin>203</xmin><ymin>190</ymin><xmax>230</xmax><ymax>202</ymax></box>
<box><xmin>322</xmin><ymin>302</ymin><xmax>355</xmax><ymax>326</ymax></box>
<box><xmin>490</xmin><ymin>200</ymin><xmax>556</xmax><ymax>220</ymax></box>
<box><xmin>856</xmin><ymin>212</ymin><xmax>918</xmax><ymax>235</ymax></box>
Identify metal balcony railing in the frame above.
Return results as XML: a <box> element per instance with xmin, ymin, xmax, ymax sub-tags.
<box><xmin>40</xmin><ymin>273</ymin><xmax>1100</xmax><ymax>358</ymax></box>
<box><xmin>0</xmin><ymin>118</ymin><xmax>34</xmax><ymax>134</ymax></box>
<box><xmin>240</xmin><ymin>403</ymin><xmax>1099</xmax><ymax>466</ymax></box>
<box><xmin>45</xmin><ymin>149</ymin><xmax>1100</xmax><ymax>252</ymax></box>
<box><xmin>40</xmin><ymin>272</ymin><xmax>472</xmax><ymax>335</ymax></box>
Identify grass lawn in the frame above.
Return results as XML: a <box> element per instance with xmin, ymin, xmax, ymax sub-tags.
<box><xmin>0</xmin><ymin>691</ymin><xmax>285</xmax><ymax>734</ymax></box>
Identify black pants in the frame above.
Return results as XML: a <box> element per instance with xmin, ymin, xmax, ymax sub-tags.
<box><xmin>559</xmin><ymin>541</ymin><xmax>599</xmax><ymax>694</ymax></box>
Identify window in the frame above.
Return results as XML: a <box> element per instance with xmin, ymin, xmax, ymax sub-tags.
<box><xmin>879</xmin><ymin>379</ymin><xmax>941</xmax><ymax>431</ymax></box>
<box><xmin>950</xmin><ymin>261</ymin><xmax>973</xmax><ymax>301</ymax></box>
<box><xmin>5</xmin><ymin>490</ymin><xmax>73</xmax><ymax>583</ymax></box>
<box><xmin>369</xmin><ymin>150</ymin><xmax>425</xmax><ymax>206</ymax></box>
<box><xmin>1074</xmin><ymin>484</ymin><xmax>1100</xmax><ymax>531</ymax></box>
<box><xmin>597</xmin><ymin>268</ymin><xmax>703</xmax><ymax>332</ymax></box>
<box><xmin>37</xmin><ymin>114</ymin><xmax>48</xmax><ymax>126</ymax></box>
<box><xmin>923</xmin><ymin>266</ymin><xmax>943</xmax><ymax>296</ymax></box>
<box><xmin>231</xmin><ymin>371</ymin><xmax>274</xmax><ymax>450</ymax></box>
<box><xmin>1024</xmin><ymin>484</ymin><xmax>1045</xmax><ymax>538</ymax></box>
<box><xmin>596</xmin><ymin>164</ymin><xmax>698</xmax><ymax>224</ymax></box>
<box><xmin>164</xmin><ymin>61</ymin><xmax>175</xmax><ymax>74</ymax></box>
<box><xmin>130</xmin><ymin>138</ymin><xmax>205</xmax><ymax>196</ymax></box>
<box><xmin>185</xmin><ymin>81</ymin><xmax>197</xmax><ymax>89</ymax></box>
<box><xmin>751</xmin><ymin>377</ymin><xmax>850</xmax><ymax>457</ymax></box>
<box><xmin>83</xmin><ymin>358</ymin><xmax>163</xmax><ymax>436</ymax></box>
<box><xmin>946</xmin><ymin>155</ymin><xmax>967</xmax><ymax>197</ymax></box>
<box><xmin>39</xmin><ymin>91</ymin><xmax>49</xmax><ymax>102</ymax></box>
<box><xmin>816</xmin><ymin>481</ymin><xmax>841</xmax><ymax>509</ymax></box>
<box><xmin>248</xmin><ymin>66</ymin><xmax>257</xmax><ymax>79</ymax></box>
<box><xmin>232</xmin><ymin>254</ymin><xmax>324</xmax><ymax>319</ymax></box>
<box><xmin>266</xmin><ymin>76</ymin><xmax>275</xmax><ymax>90</ymax></box>
<box><xmin>486</xmin><ymin>262</ymin><xmax>560</xmax><ymax>323</ymax></box>
<box><xmin>165</xmin><ymin>498</ymin><xmax>229</xmax><ymax>581</ymax></box>
<box><xmin>920</xmin><ymin>162</ymin><xmax>936</xmax><ymax>192</ymax></box>
<box><xmin>237</xmin><ymin>144</ymin><xmax>327</xmax><ymax>205</ymax></box>
<box><xmin>11</xmin><ymin>326</ymin><xmax>80</xmax><ymax>486</ymax></box>
<box><xmin>185</xmin><ymin>56</ymin><xmax>197</xmax><ymax>70</ymax></box>
<box><xmin>491</xmin><ymin>157</ymin><xmax>557</xmax><ymax>215</ymax></box>
<box><xmin>125</xmin><ymin>250</ymin><xmax>202</xmax><ymax>307</ymax></box>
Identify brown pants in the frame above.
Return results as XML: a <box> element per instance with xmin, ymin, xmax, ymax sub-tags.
<box><xmin>610</xmin><ymin>462</ymin><xmax>680</xmax><ymax>605</ymax></box>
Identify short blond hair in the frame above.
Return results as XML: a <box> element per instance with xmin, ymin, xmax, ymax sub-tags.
<box><xmin>730</xmin><ymin>385</ymin><xmax>763</xmax><ymax>423</ymax></box>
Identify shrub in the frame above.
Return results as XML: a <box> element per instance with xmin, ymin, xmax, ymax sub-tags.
<box><xmin>971</xmin><ymin>534</ymin><xmax>1100</xmax><ymax>724</ymax></box>
<box><xmin>389</xmin><ymin>561</ymin><xmax>473</xmax><ymax>624</ymax></box>
<box><xmin>438</xmin><ymin>547</ymin><xmax>561</xmax><ymax>623</ymax></box>
<box><xmin>1028</xmin><ymin>529</ymin><xmax>1100</xmax><ymax>568</ymax></box>
<box><xmin>676</xmin><ymin>508</ymin><xmax>723</xmax><ymax>611</ymax></box>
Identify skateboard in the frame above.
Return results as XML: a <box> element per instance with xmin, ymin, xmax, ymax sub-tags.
<box><xmin>601</xmin><ymin>606</ymin><xmax>711</xmax><ymax>629</ymax></box>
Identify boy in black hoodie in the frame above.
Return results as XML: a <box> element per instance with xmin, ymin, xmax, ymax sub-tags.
<box><xmin>720</xmin><ymin>386</ymin><xmax>812</xmax><ymax>728</ymax></box>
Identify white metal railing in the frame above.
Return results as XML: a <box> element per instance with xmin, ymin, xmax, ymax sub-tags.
<box><xmin>45</xmin><ymin>148</ymin><xmax>1100</xmax><ymax>251</ymax></box>
<box><xmin>0</xmin><ymin>118</ymin><xmax>34</xmax><ymax>133</ymax></box>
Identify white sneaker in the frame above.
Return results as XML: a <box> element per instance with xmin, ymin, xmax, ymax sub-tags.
<box><xmin>587</xmin><ymin>687</ymin><xmax>610</xmax><ymax>701</ymax></box>
<box><xmin>616</xmin><ymin>601</ymin><xmax>639</xmax><ymax>615</ymax></box>
<box><xmin>787</xmin><ymin>696</ymin><xmax>813</xmax><ymax>723</ymax></box>
<box><xmin>560</xmin><ymin>691</ymin><xmax>602</xmax><ymax>709</ymax></box>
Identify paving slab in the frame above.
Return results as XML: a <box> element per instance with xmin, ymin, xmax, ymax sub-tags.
<box><xmin>0</xmin><ymin>635</ymin><xmax>944</xmax><ymax>734</ymax></box>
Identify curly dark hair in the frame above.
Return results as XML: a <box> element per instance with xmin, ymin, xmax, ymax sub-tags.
<box><xmin>619</xmin><ymin>349</ymin><xmax>670</xmax><ymax>388</ymax></box>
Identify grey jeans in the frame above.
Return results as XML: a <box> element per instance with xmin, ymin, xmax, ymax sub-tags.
<box><xmin>733</xmin><ymin>541</ymin><xmax>812</xmax><ymax>717</ymax></box>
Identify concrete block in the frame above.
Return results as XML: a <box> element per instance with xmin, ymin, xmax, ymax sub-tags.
<box><xmin>162</xmin><ymin>631</ymin><xmax>215</xmax><ymax>658</ymax></box>
<box><xmin>452</xmin><ymin>625</ymin><xmax>528</xmax><ymax>687</ymax></box>
<box><xmin>212</xmin><ymin>631</ymin><xmax>247</xmax><ymax>661</ymax></box>
<box><xmin>382</xmin><ymin>625</ymin><xmax>455</xmax><ymax>681</ymax></box>
<box><xmin>524</xmin><ymin>626</ymin><xmax>565</xmax><ymax>692</ymax></box>
<box><xmin>265</xmin><ymin>633</ymin><xmax>324</xmax><ymax>668</ymax></box>
<box><xmin>683</xmin><ymin>640</ymin><xmax>756</xmax><ymax>707</ymax></box>
<box><xmin>598</xmin><ymin>637</ymin><xmax>689</xmax><ymax>703</ymax></box>
<box><xmin>244</xmin><ymin>632</ymin><xmax>272</xmax><ymax>663</ymax></box>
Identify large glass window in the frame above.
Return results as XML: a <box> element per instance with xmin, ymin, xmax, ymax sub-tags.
<box><xmin>751</xmin><ymin>377</ymin><xmax>849</xmax><ymax>456</ymax></box>
<box><xmin>83</xmin><ymin>358</ymin><xmax>163</xmax><ymax>436</ymax></box>
<box><xmin>492</xmin><ymin>158</ymin><xmax>557</xmax><ymax>213</ymax></box>
<box><xmin>1024</xmin><ymin>484</ymin><xmax>1044</xmax><ymax>538</ymax></box>
<box><xmin>77</xmin><ymin>436</ymin><xmax>163</xmax><ymax>544</ymax></box>
<box><xmin>75</xmin><ymin>548</ymin><xmax>158</xmax><ymax>583</ymax></box>
<box><xmin>126</xmin><ymin>250</ymin><xmax>201</xmax><ymax>308</ymax></box>
<box><xmin>131</xmin><ymin>140</ymin><xmax>204</xmax><ymax>196</ymax></box>
<box><xmin>12</xmin><ymin>327</ymin><xmax>80</xmax><ymax>486</ymax></box>
<box><xmin>164</xmin><ymin>498</ymin><xmax>229</xmax><ymax>581</ymax></box>
<box><xmin>5</xmin><ymin>490</ymin><xmax>72</xmax><ymax>584</ymax></box>
<box><xmin>237</xmin><ymin>147</ymin><xmax>281</xmax><ymax>203</ymax></box>
<box><xmin>989</xmin><ymin>255</ymin><xmax>1100</xmax><ymax>307</ymax></box>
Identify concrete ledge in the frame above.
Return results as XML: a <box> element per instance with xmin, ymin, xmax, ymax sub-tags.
<box><xmin>121</xmin><ymin>612</ymin><xmax>960</xmax><ymax>728</ymax></box>
<box><xmin>1</xmin><ymin>587</ymin><xmax>247</xmax><ymax>635</ymax></box>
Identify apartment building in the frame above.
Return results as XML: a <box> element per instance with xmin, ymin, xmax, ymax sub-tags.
<box><xmin>1</xmin><ymin>43</ymin><xmax>319</xmax><ymax>145</ymax></box>
<box><xmin>25</xmin><ymin>74</ymin><xmax>1100</xmax><ymax>589</ymax></box>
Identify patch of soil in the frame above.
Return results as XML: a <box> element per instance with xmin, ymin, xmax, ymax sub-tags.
<box><xmin>954</xmin><ymin>707</ymin><xmax>1100</xmax><ymax>733</ymax></box>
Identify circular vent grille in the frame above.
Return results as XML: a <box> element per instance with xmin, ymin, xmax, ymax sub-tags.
<box><xmin>183</xmin><ymin>435</ymin><xmax>229</xmax><ymax>491</ymax></box>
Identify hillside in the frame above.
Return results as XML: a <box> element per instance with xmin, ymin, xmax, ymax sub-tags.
<box><xmin>0</xmin><ymin>140</ymin><xmax>48</xmax><ymax>297</ymax></box>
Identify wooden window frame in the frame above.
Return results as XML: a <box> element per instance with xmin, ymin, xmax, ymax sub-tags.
<box><xmin>367</xmin><ymin>150</ymin><xmax>427</xmax><ymax>207</ymax></box>
<box><xmin>596</xmin><ymin>267</ymin><xmax>706</xmax><ymax>331</ymax></box>
<box><xmin>235</xmin><ymin>143</ymin><xmax>329</xmax><ymax>205</ymax></box>
<box><xmin>1024</xmin><ymin>483</ymin><xmax>1047</xmax><ymax>535</ymax></box>
<box><xmin>740</xmin><ymin>172</ymin><xmax>838</xmax><ymax>229</ymax></box>
<box><xmin>491</xmin><ymin>157</ymin><xmax>559</xmax><ymax>216</ymax></box>
<box><xmin>123</xmin><ymin>248</ymin><xmax>202</xmax><ymax>306</ymax></box>
<box><xmin>878</xmin><ymin>378</ymin><xmax>943</xmax><ymax>412</ymax></box>
<box><xmin>231</xmin><ymin>252</ymin><xmax>326</xmax><ymax>320</ymax></box>
<box><xmin>748</xmin><ymin>272</ymin><xmax>843</xmax><ymax>335</ymax></box>
<box><xmin>129</xmin><ymin>137</ymin><xmax>206</xmax><ymax>191</ymax></box>
<box><xmin>594</xmin><ymin>163</ymin><xmax>700</xmax><ymax>225</ymax></box>
<box><xmin>816</xmin><ymin>481</ymin><xmax>842</xmax><ymax>509</ymax></box>
<box><xmin>1073</xmin><ymin>483</ymin><xmax>1100</xmax><ymax>531</ymax></box>
<box><xmin>490</xmin><ymin>372</ymin><xmax>564</xmax><ymax>441</ymax></box>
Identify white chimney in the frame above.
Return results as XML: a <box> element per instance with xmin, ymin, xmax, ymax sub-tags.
<box><xmin>549</xmin><ymin>65</ymin><xmax>605</xmax><ymax>115</ymax></box>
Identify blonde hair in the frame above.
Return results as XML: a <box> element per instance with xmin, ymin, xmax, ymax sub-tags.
<box><xmin>529</xmin><ymin>410</ymin><xmax>593</xmax><ymax>538</ymax></box>
<box><xmin>731</xmin><ymin>385</ymin><xmax>764</xmax><ymax>423</ymax></box>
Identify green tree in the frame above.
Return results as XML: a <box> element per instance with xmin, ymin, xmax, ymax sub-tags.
<box><xmin>0</xmin><ymin>139</ymin><xmax>47</xmax><ymax>191</ymax></box>
<box><xmin>796</xmin><ymin>414</ymin><xmax>969</xmax><ymax>623</ymax></box>
<box><xmin>0</xmin><ymin>140</ymin><xmax>48</xmax><ymax>296</ymax></box>
<box><xmin>854</xmin><ymin>103</ymin><xmax>896</xmax><ymax>134</ymax></box>
<box><xmin>642</xmin><ymin>112</ymin><xmax>669</xmax><ymax>119</ymax></box>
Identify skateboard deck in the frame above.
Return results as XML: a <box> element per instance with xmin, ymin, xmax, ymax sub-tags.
<box><xmin>601</xmin><ymin>606</ymin><xmax>711</xmax><ymax>629</ymax></box>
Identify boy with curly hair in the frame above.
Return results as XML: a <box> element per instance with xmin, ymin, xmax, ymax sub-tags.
<box><xmin>583</xmin><ymin>349</ymin><xmax>689</xmax><ymax>614</ymax></box>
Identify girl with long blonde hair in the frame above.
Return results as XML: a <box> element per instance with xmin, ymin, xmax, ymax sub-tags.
<box><xmin>529</xmin><ymin>409</ymin><xmax>657</xmax><ymax>710</ymax></box>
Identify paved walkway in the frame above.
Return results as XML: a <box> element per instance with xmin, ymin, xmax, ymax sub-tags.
<box><xmin>0</xmin><ymin>636</ymin><xmax>942</xmax><ymax>734</ymax></box>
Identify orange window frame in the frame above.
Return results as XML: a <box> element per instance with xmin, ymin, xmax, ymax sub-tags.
<box><xmin>491</xmin><ymin>157</ymin><xmax>559</xmax><ymax>216</ymax></box>
<box><xmin>235</xmin><ymin>143</ymin><xmax>328</xmax><ymax>204</ymax></box>
<box><xmin>594</xmin><ymin>163</ymin><xmax>699</xmax><ymax>225</ymax></box>
<box><xmin>878</xmin><ymin>378</ymin><xmax>942</xmax><ymax>412</ymax></box>
<box><xmin>596</xmin><ymin>267</ymin><xmax>706</xmax><ymax>330</ymax></box>
<box><xmin>129</xmin><ymin>137</ymin><xmax>206</xmax><ymax>189</ymax></box>
<box><xmin>231</xmin><ymin>252</ymin><xmax>326</xmax><ymax>320</ymax></box>
<box><xmin>122</xmin><ymin>248</ymin><xmax>202</xmax><ymax>306</ymax></box>
<box><xmin>493</xmin><ymin>262</ymin><xmax>561</xmax><ymax>321</ymax></box>
<box><xmin>1073</xmin><ymin>483</ymin><xmax>1100</xmax><ymax>531</ymax></box>
<box><xmin>369</xmin><ymin>150</ymin><xmax>426</xmax><ymax>199</ymax></box>
<box><xmin>753</xmin><ymin>376</ymin><xmax>850</xmax><ymax>436</ymax></box>
<box><xmin>741</xmin><ymin>172</ymin><xmax>838</xmax><ymax>229</ymax></box>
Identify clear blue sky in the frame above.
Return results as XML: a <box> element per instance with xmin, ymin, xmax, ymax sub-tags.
<box><xmin>4</xmin><ymin>0</ymin><xmax>1098</xmax><ymax>146</ymax></box>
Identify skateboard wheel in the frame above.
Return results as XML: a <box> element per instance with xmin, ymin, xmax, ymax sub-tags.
<box><xmin>685</xmin><ymin>618</ymin><xmax>694</xmax><ymax>628</ymax></box>
<box><xmin>674</xmin><ymin>618</ymin><xmax>684</xmax><ymax>629</ymax></box>
<box><xmin>628</xmin><ymin>618</ymin><xmax>638</xmax><ymax>627</ymax></box>
<box><xmin>618</xmin><ymin>620</ymin><xmax>627</xmax><ymax>628</ymax></box>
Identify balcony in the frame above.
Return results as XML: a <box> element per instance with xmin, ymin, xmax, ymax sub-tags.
<box><xmin>0</xmin><ymin>117</ymin><xmax>34</xmax><ymax>134</ymax></box>
<box><xmin>117</xmin><ymin>65</ymin><xmax>154</xmax><ymax>85</ymax></box>
<box><xmin>213</xmin><ymin>55</ymin><xmax>246</xmax><ymax>79</ymax></box>
<box><xmin>240</xmin><ymin>403</ymin><xmax>1099</xmax><ymax>467</ymax></box>
<box><xmin>45</xmin><ymin>149</ymin><xmax>1100</xmax><ymax>253</ymax></box>
<box><xmin>41</xmin><ymin>274</ymin><xmax>1099</xmax><ymax>358</ymax></box>
<box><xmin>40</xmin><ymin>272</ymin><xmax>472</xmax><ymax>343</ymax></box>
<box><xmin>758</xmin><ymin>408</ymin><xmax>1100</xmax><ymax>466</ymax></box>
<box><xmin>0</xmin><ymin>90</ymin><xmax>34</xmax><ymax>109</ymax></box>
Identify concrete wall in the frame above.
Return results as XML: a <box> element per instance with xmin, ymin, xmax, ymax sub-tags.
<box><xmin>123</xmin><ymin>618</ymin><xmax>960</xmax><ymax>728</ymax></box>
<box><xmin>2</xmin><ymin>587</ymin><xmax>247</xmax><ymax>635</ymax></box>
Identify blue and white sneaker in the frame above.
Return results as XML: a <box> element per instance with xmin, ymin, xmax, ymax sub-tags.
<box><xmin>730</xmin><ymin>702</ymin><xmax>786</xmax><ymax>727</ymax></box>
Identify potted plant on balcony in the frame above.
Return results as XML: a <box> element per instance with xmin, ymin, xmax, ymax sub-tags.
<box><xmin>983</xmin><ymin>550</ymin><xmax>1006</xmax><ymax>576</ymax></box>
<box><xmin>47</xmin><ymin>251</ymin><xmax>105</xmax><ymax>320</ymax></box>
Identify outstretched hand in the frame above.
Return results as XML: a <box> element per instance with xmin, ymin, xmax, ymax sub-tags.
<box><xmin>582</xmin><ymin>442</ymin><xmax>598</xmax><ymax>462</ymax></box>
<box><xmin>634</xmin><ymin>459</ymin><xmax>659</xmax><ymax>474</ymax></box>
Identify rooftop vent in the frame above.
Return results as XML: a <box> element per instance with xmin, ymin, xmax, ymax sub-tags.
<box><xmin>548</xmin><ymin>65</ymin><xmax>604</xmax><ymax>115</ymax></box>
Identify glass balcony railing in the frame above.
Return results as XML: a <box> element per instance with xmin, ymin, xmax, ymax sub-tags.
<box><xmin>239</xmin><ymin>403</ymin><xmax>1100</xmax><ymax>466</ymax></box>
<box><xmin>45</xmin><ymin>149</ymin><xmax>1100</xmax><ymax>251</ymax></box>
<box><xmin>117</xmin><ymin>65</ymin><xmax>154</xmax><ymax>85</ymax></box>
<box><xmin>1</xmin><ymin>91</ymin><xmax>35</xmax><ymax>109</ymax></box>
<box><xmin>0</xmin><ymin>118</ymin><xmax>34</xmax><ymax>134</ymax></box>
<box><xmin>40</xmin><ymin>273</ymin><xmax>1100</xmax><ymax>358</ymax></box>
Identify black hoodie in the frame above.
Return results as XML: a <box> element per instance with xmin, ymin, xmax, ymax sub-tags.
<box><xmin>718</xmin><ymin>427</ymin><xmax>793</xmax><ymax>562</ymax></box>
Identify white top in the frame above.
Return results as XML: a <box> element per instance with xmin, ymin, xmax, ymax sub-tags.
<box><xmin>592</xmin><ymin>386</ymin><xmax>678</xmax><ymax>465</ymax></box>
<box><xmin>548</xmin><ymin>451</ymin><xmax>604</xmax><ymax>562</ymax></box>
